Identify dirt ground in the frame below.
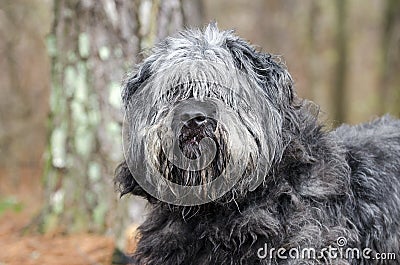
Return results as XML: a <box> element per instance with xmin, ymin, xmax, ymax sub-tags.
<box><xmin>0</xmin><ymin>207</ymin><xmax>118</xmax><ymax>265</ymax></box>
<box><xmin>0</xmin><ymin>176</ymin><xmax>134</xmax><ymax>265</ymax></box>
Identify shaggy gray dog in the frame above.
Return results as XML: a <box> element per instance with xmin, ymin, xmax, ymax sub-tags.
<box><xmin>115</xmin><ymin>24</ymin><xmax>400</xmax><ymax>264</ymax></box>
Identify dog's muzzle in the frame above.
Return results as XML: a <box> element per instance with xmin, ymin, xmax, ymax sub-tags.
<box><xmin>123</xmin><ymin>95</ymin><xmax>266</xmax><ymax>206</ymax></box>
<box><xmin>174</xmin><ymin>102</ymin><xmax>218</xmax><ymax>160</ymax></box>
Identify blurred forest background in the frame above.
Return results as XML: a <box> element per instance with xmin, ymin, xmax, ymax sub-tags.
<box><xmin>0</xmin><ymin>0</ymin><xmax>399</xmax><ymax>264</ymax></box>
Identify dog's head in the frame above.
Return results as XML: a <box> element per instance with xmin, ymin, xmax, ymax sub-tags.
<box><xmin>116</xmin><ymin>24</ymin><xmax>295</xmax><ymax>206</ymax></box>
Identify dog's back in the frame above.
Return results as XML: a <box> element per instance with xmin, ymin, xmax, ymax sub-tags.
<box><xmin>333</xmin><ymin>115</ymin><xmax>400</xmax><ymax>253</ymax></box>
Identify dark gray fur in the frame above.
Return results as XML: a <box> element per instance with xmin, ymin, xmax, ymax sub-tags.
<box><xmin>115</xmin><ymin>24</ymin><xmax>400</xmax><ymax>264</ymax></box>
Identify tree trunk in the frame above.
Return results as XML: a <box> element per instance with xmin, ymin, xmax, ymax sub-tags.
<box><xmin>306</xmin><ymin>0</ymin><xmax>319</xmax><ymax>101</ymax></box>
<box><xmin>0</xmin><ymin>0</ymin><xmax>51</xmax><ymax>196</ymax></box>
<box><xmin>333</xmin><ymin>0</ymin><xmax>348</xmax><ymax>125</ymax></box>
<box><xmin>37</xmin><ymin>0</ymin><xmax>203</xmax><ymax>243</ymax></box>
<box><xmin>380</xmin><ymin>0</ymin><xmax>400</xmax><ymax>116</ymax></box>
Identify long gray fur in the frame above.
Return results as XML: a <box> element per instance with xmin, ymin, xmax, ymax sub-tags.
<box><xmin>115</xmin><ymin>24</ymin><xmax>400</xmax><ymax>264</ymax></box>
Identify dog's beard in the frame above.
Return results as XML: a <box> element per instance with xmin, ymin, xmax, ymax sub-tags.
<box><xmin>158</xmin><ymin>125</ymin><xmax>229</xmax><ymax>188</ymax></box>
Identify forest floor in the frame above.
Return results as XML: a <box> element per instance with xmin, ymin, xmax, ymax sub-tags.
<box><xmin>0</xmin><ymin>182</ymin><xmax>134</xmax><ymax>265</ymax></box>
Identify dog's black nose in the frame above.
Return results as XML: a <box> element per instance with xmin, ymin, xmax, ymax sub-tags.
<box><xmin>171</xmin><ymin>99</ymin><xmax>218</xmax><ymax>134</ymax></box>
<box><xmin>181</xmin><ymin>111</ymin><xmax>208</xmax><ymax>128</ymax></box>
<box><xmin>186</xmin><ymin>115</ymin><xmax>208</xmax><ymax>128</ymax></box>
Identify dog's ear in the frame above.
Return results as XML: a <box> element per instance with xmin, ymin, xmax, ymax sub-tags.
<box><xmin>225</xmin><ymin>37</ymin><xmax>294</xmax><ymax>106</ymax></box>
<box><xmin>122</xmin><ymin>60</ymin><xmax>152</xmax><ymax>106</ymax></box>
<box><xmin>115</xmin><ymin>160</ymin><xmax>156</xmax><ymax>203</ymax></box>
<box><xmin>260</xmin><ymin>53</ymin><xmax>294</xmax><ymax>105</ymax></box>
